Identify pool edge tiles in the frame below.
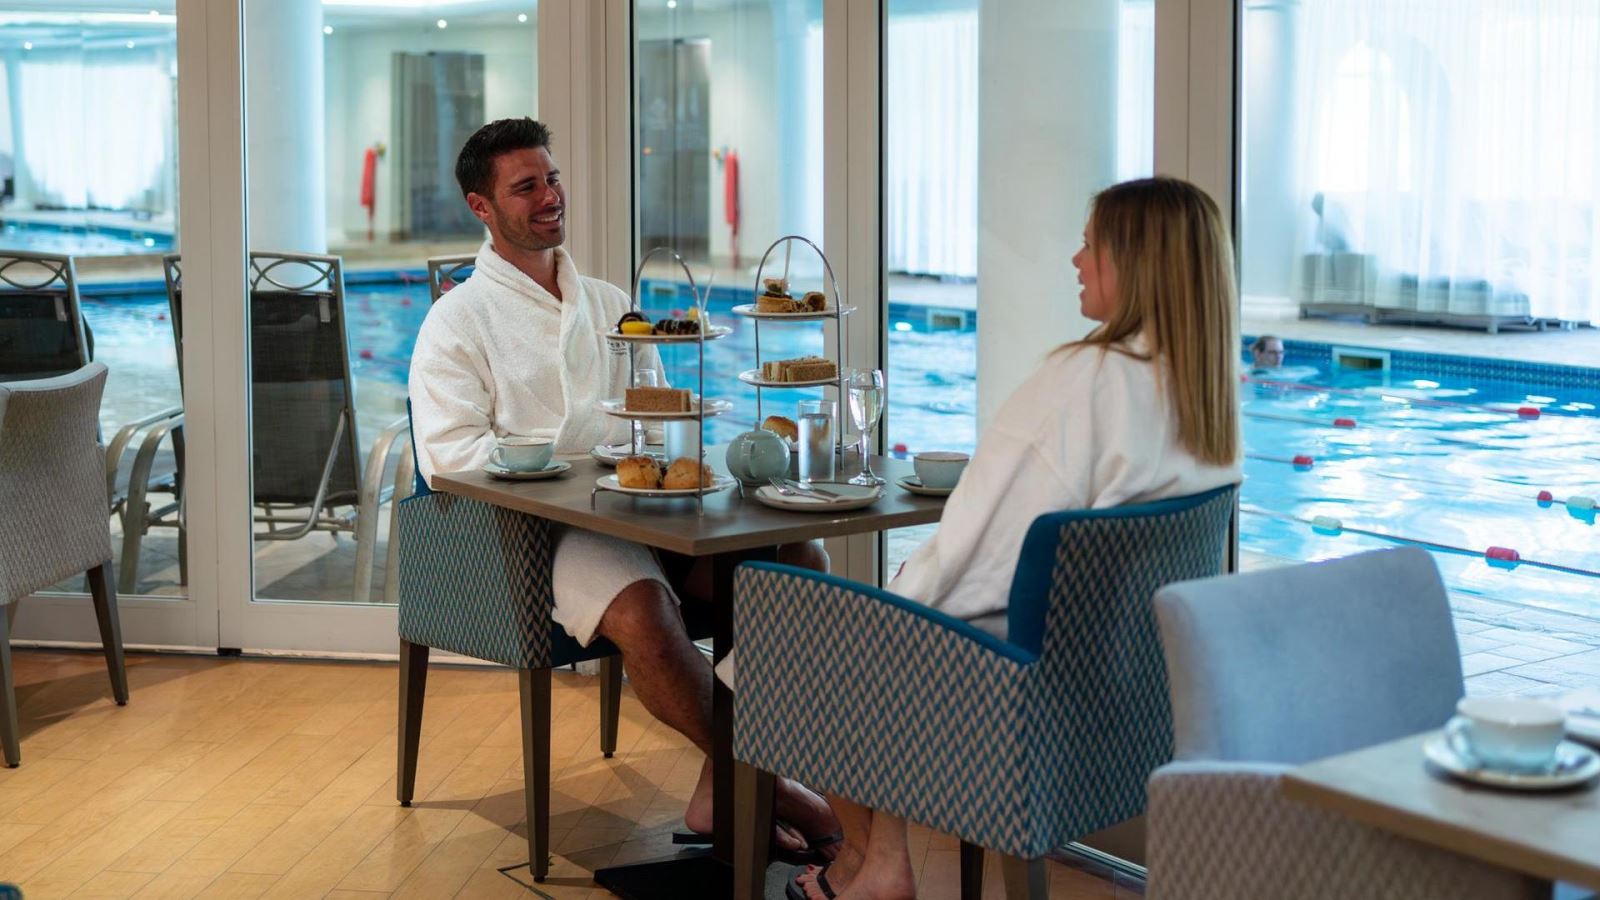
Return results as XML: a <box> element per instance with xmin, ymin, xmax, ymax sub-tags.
<box><xmin>1242</xmin><ymin>334</ymin><xmax>1600</xmax><ymax>393</ymax></box>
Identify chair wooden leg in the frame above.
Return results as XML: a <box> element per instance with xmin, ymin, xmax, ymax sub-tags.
<box><xmin>1001</xmin><ymin>854</ymin><xmax>1046</xmax><ymax>899</ymax></box>
<box><xmin>734</xmin><ymin>761</ymin><xmax>775</xmax><ymax>900</ymax></box>
<box><xmin>960</xmin><ymin>840</ymin><xmax>986</xmax><ymax>900</ymax></box>
<box><xmin>0</xmin><ymin>608</ymin><xmax>19</xmax><ymax>767</ymax></box>
<box><xmin>519</xmin><ymin>667</ymin><xmax>552</xmax><ymax>882</ymax></box>
<box><xmin>397</xmin><ymin>639</ymin><xmax>429</xmax><ymax>806</ymax></box>
<box><xmin>599</xmin><ymin>655</ymin><xmax>622</xmax><ymax>758</ymax></box>
<box><xmin>87</xmin><ymin>562</ymin><xmax>128</xmax><ymax>705</ymax></box>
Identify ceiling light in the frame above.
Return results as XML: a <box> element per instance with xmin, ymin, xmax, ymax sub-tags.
<box><xmin>517</xmin><ymin>12</ymin><xmax>527</xmax><ymax>22</ymax></box>
<box><xmin>667</xmin><ymin>0</ymin><xmax>677</xmax><ymax>7</ymax></box>
<box><xmin>436</xmin><ymin>18</ymin><xmax>447</xmax><ymax>28</ymax></box>
<box><xmin>323</xmin><ymin>24</ymin><xmax>333</xmax><ymax>34</ymax></box>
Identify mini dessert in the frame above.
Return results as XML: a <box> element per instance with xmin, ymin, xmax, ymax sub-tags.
<box><xmin>653</xmin><ymin>317</ymin><xmax>700</xmax><ymax>336</ymax></box>
<box><xmin>625</xmin><ymin>386</ymin><xmax>692</xmax><ymax>413</ymax></box>
<box><xmin>801</xmin><ymin>291</ymin><xmax>827</xmax><ymax>312</ymax></box>
<box><xmin>761</xmin><ymin>355</ymin><xmax>838</xmax><ymax>383</ymax></box>
<box><xmin>616</xmin><ymin>455</ymin><xmax>662</xmax><ymax>489</ymax></box>
<box><xmin>757</xmin><ymin>277</ymin><xmax>800</xmax><ymax>313</ymax></box>
<box><xmin>616</xmin><ymin>310</ymin><xmax>654</xmax><ymax>336</ymax></box>
<box><xmin>662</xmin><ymin>457</ymin><xmax>715</xmax><ymax>490</ymax></box>
<box><xmin>762</xmin><ymin>415</ymin><xmax>799</xmax><ymax>442</ymax></box>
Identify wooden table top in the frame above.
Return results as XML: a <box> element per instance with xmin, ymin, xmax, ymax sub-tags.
<box><xmin>1283</xmin><ymin>732</ymin><xmax>1600</xmax><ymax>889</ymax></box>
<box><xmin>432</xmin><ymin>452</ymin><xmax>946</xmax><ymax>557</ymax></box>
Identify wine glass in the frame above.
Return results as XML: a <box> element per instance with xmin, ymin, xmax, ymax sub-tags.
<box><xmin>846</xmin><ymin>368</ymin><xmax>886</xmax><ymax>486</ymax></box>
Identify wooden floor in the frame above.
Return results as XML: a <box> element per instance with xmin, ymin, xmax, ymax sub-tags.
<box><xmin>0</xmin><ymin>650</ymin><xmax>1142</xmax><ymax>899</ymax></box>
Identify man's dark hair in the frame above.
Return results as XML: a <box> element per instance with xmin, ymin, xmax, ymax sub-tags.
<box><xmin>454</xmin><ymin>118</ymin><xmax>554</xmax><ymax>200</ymax></box>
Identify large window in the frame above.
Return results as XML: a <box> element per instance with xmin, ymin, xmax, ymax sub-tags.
<box><xmin>1239</xmin><ymin>0</ymin><xmax>1600</xmax><ymax>695</ymax></box>
<box><xmin>243</xmin><ymin>1</ymin><xmax>535</xmax><ymax>605</ymax></box>
<box><xmin>881</xmin><ymin>0</ymin><xmax>1156</xmax><ymax>575</ymax></box>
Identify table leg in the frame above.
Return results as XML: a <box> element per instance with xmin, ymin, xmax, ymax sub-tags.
<box><xmin>591</xmin><ymin>546</ymin><xmax>778</xmax><ymax>899</ymax></box>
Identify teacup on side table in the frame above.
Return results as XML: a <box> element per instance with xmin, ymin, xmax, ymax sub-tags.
<box><xmin>913</xmin><ymin>451</ymin><xmax>969</xmax><ymax>490</ymax></box>
<box><xmin>493</xmin><ymin>436</ymin><xmax>555</xmax><ymax>473</ymax></box>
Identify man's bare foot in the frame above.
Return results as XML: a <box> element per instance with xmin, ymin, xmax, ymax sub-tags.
<box><xmin>810</xmin><ymin>849</ymin><xmax>914</xmax><ymax>900</ymax></box>
<box><xmin>776</xmin><ymin>777</ymin><xmax>843</xmax><ymax>857</ymax></box>
<box><xmin>796</xmin><ymin>840</ymin><xmax>863</xmax><ymax>898</ymax></box>
<box><xmin>683</xmin><ymin>759</ymin><xmax>808</xmax><ymax>852</ymax></box>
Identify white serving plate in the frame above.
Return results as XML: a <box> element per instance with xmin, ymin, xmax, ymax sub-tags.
<box><xmin>601</xmin><ymin>324</ymin><xmax>732</xmax><ymax>344</ymax></box>
<box><xmin>1422</xmin><ymin>734</ymin><xmax>1600</xmax><ymax>791</ymax></box>
<box><xmin>594</xmin><ymin>473</ymin><xmax>738</xmax><ymax>498</ymax></box>
<box><xmin>753</xmin><ymin>482</ymin><xmax>883</xmax><ymax>513</ymax></box>
<box><xmin>737</xmin><ymin>368</ymin><xmax>838</xmax><ymax>389</ymax></box>
<box><xmin>729</xmin><ymin>303</ymin><xmax>855</xmax><ymax>321</ymax></box>
<box><xmin>597</xmin><ymin>397</ymin><xmax>733</xmax><ymax>420</ymax></box>
<box><xmin>482</xmin><ymin>460</ymin><xmax>572</xmax><ymax>481</ymax></box>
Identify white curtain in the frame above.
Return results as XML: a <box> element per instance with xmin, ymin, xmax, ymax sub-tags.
<box><xmin>1295</xmin><ymin>0</ymin><xmax>1600</xmax><ymax>324</ymax></box>
<box><xmin>17</xmin><ymin>49</ymin><xmax>175</xmax><ymax>213</ymax></box>
<box><xmin>885</xmin><ymin>9</ymin><xmax>979</xmax><ymax>280</ymax></box>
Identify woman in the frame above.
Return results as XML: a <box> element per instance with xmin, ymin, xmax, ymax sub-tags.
<box><xmin>793</xmin><ymin>177</ymin><xmax>1243</xmax><ymax>900</ymax></box>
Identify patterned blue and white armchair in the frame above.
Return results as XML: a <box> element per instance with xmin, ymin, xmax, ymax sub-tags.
<box><xmin>730</xmin><ymin>485</ymin><xmax>1236</xmax><ymax>899</ymax></box>
<box><xmin>395</xmin><ymin>418</ymin><xmax>626</xmax><ymax>883</ymax></box>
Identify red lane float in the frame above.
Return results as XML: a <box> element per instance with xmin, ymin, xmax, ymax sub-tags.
<box><xmin>359</xmin><ymin>349</ymin><xmax>374</xmax><ymax>360</ymax></box>
<box><xmin>1537</xmin><ymin>490</ymin><xmax>1555</xmax><ymax>505</ymax></box>
<box><xmin>1518</xmin><ymin>406</ymin><xmax>1541</xmax><ymax>419</ymax></box>
<box><xmin>1333</xmin><ymin>417</ymin><xmax>1357</xmax><ymax>428</ymax></box>
<box><xmin>1292</xmin><ymin>454</ymin><xmax>1315</xmax><ymax>469</ymax></box>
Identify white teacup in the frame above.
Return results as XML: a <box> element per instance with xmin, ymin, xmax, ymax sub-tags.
<box><xmin>913</xmin><ymin>451</ymin><xmax>970</xmax><ymax>490</ymax></box>
<box><xmin>492</xmin><ymin>436</ymin><xmax>554</xmax><ymax>472</ymax></box>
<box><xmin>1445</xmin><ymin>697</ymin><xmax>1565</xmax><ymax>773</ymax></box>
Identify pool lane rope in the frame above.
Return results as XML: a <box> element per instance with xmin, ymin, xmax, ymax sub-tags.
<box><xmin>1242</xmin><ymin>504</ymin><xmax>1600</xmax><ymax>579</ymax></box>
<box><xmin>1249</xmin><ymin>451</ymin><xmax>1597</xmax><ymax>517</ymax></box>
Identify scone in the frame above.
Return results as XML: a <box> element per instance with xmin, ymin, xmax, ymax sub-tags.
<box><xmin>616</xmin><ymin>456</ymin><xmax>662</xmax><ymax>489</ymax></box>
<box><xmin>761</xmin><ymin>415</ymin><xmax>799</xmax><ymax>443</ymax></box>
<box><xmin>662</xmin><ymin>457</ymin><xmax>714</xmax><ymax>490</ymax></box>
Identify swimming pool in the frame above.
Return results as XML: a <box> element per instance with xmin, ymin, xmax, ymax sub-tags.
<box><xmin>76</xmin><ymin>276</ymin><xmax>1599</xmax><ymax>622</ymax></box>
<box><xmin>0</xmin><ymin>219</ymin><xmax>175</xmax><ymax>256</ymax></box>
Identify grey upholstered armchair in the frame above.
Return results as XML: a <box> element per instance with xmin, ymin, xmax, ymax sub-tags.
<box><xmin>1145</xmin><ymin>547</ymin><xmax>1548</xmax><ymax>899</ymax></box>
<box><xmin>0</xmin><ymin>363</ymin><xmax>129</xmax><ymax>767</ymax></box>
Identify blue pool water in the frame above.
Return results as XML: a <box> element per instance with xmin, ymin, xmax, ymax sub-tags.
<box><xmin>77</xmin><ymin>277</ymin><xmax>1599</xmax><ymax>621</ymax></box>
<box><xmin>0</xmin><ymin>219</ymin><xmax>175</xmax><ymax>256</ymax></box>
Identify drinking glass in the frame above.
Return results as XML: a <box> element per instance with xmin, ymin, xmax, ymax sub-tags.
<box><xmin>632</xmin><ymin>368</ymin><xmax>659</xmax><ymax>454</ymax></box>
<box><xmin>846</xmin><ymin>368</ymin><xmax>886</xmax><ymax>486</ymax></box>
<box><xmin>796</xmin><ymin>399</ymin><xmax>836</xmax><ymax>484</ymax></box>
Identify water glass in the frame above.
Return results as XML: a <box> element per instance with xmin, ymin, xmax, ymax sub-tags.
<box><xmin>846</xmin><ymin>368</ymin><xmax>886</xmax><ymax>486</ymax></box>
<box><xmin>664</xmin><ymin>418</ymin><xmax>701</xmax><ymax>462</ymax></box>
<box><xmin>632</xmin><ymin>368</ymin><xmax>660</xmax><ymax>454</ymax></box>
<box><xmin>796</xmin><ymin>399</ymin><xmax>836</xmax><ymax>484</ymax></box>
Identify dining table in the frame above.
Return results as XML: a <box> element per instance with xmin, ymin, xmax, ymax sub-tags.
<box><xmin>1282</xmin><ymin>730</ymin><xmax>1600</xmax><ymax>891</ymax></box>
<box><xmin>432</xmin><ymin>449</ymin><xmax>947</xmax><ymax>899</ymax></box>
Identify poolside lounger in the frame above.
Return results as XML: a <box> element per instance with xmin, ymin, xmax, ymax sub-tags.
<box><xmin>0</xmin><ymin>250</ymin><xmax>184</xmax><ymax>597</ymax></box>
<box><xmin>165</xmin><ymin>252</ymin><xmax>408</xmax><ymax>603</ymax></box>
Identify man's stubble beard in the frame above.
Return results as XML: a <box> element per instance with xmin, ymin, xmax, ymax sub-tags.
<box><xmin>491</xmin><ymin>203</ymin><xmax>563</xmax><ymax>253</ymax></box>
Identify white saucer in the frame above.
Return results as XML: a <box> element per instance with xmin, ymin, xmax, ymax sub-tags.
<box><xmin>737</xmin><ymin>368</ymin><xmax>839</xmax><ymax>388</ymax></box>
<box><xmin>897</xmin><ymin>475</ymin><xmax>954</xmax><ymax>497</ymax></box>
<box><xmin>595</xmin><ymin>473</ymin><xmax>738</xmax><ymax>498</ymax></box>
<box><xmin>730</xmin><ymin>303</ymin><xmax>855</xmax><ymax>321</ymax></box>
<box><xmin>483</xmin><ymin>460</ymin><xmax>571</xmax><ymax>481</ymax></box>
<box><xmin>1570</xmin><ymin>715</ymin><xmax>1600</xmax><ymax>749</ymax></box>
<box><xmin>590</xmin><ymin>443</ymin><xmax>666</xmax><ymax>467</ymax></box>
<box><xmin>1422</xmin><ymin>734</ymin><xmax>1600</xmax><ymax>791</ymax></box>
<box><xmin>753</xmin><ymin>482</ymin><xmax>882</xmax><ymax>513</ymax></box>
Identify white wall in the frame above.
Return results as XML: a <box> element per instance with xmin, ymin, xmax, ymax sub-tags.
<box><xmin>1240</xmin><ymin>0</ymin><xmax>1304</xmax><ymax>299</ymax></box>
<box><xmin>321</xmin><ymin>20</ymin><xmax>537</xmax><ymax>243</ymax></box>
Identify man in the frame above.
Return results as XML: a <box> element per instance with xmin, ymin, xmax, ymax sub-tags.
<box><xmin>1250</xmin><ymin>334</ymin><xmax>1285</xmax><ymax>371</ymax></box>
<box><xmin>409</xmin><ymin>118</ymin><xmax>836</xmax><ymax>852</ymax></box>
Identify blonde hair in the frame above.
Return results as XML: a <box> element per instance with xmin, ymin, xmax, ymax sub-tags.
<box><xmin>1070</xmin><ymin>177</ymin><xmax>1240</xmax><ymax>466</ymax></box>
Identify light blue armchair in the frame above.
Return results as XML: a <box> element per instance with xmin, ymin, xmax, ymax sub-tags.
<box><xmin>1146</xmin><ymin>547</ymin><xmax>1549</xmax><ymax>899</ymax></box>
<box><xmin>730</xmin><ymin>485</ymin><xmax>1236</xmax><ymax>899</ymax></box>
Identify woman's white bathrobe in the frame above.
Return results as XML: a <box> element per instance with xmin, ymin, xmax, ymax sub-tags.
<box><xmin>409</xmin><ymin>241</ymin><xmax>673</xmax><ymax>645</ymax></box>
<box><xmin>887</xmin><ymin>334</ymin><xmax>1242</xmax><ymax>629</ymax></box>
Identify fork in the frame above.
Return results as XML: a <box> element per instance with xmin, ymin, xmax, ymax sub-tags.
<box><xmin>767</xmin><ymin>477</ymin><xmax>830</xmax><ymax>500</ymax></box>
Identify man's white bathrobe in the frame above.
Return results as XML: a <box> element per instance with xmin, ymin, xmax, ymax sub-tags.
<box><xmin>409</xmin><ymin>241</ymin><xmax>673</xmax><ymax>645</ymax></box>
<box><xmin>887</xmin><ymin>333</ymin><xmax>1242</xmax><ymax>630</ymax></box>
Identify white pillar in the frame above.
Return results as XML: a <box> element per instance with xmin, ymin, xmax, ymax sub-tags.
<box><xmin>244</xmin><ymin>0</ymin><xmax>326</xmax><ymax>253</ymax></box>
<box><xmin>1241</xmin><ymin>0</ymin><xmax>1303</xmax><ymax>298</ymax></box>
<box><xmin>975</xmin><ymin>0</ymin><xmax>1118</xmax><ymax>427</ymax></box>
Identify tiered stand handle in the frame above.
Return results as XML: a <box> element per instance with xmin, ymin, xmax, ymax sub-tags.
<box><xmin>744</xmin><ymin>235</ymin><xmax>852</xmax><ymax>459</ymax></box>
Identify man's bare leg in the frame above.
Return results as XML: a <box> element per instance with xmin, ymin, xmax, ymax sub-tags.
<box><xmin>799</xmin><ymin>809</ymin><xmax>914</xmax><ymax>900</ymax></box>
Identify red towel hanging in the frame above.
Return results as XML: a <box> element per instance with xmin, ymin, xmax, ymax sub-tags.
<box><xmin>360</xmin><ymin>146</ymin><xmax>379</xmax><ymax>241</ymax></box>
<box><xmin>723</xmin><ymin>149</ymin><xmax>740</xmax><ymax>267</ymax></box>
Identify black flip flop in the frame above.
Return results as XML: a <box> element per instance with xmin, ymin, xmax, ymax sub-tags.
<box><xmin>671</xmin><ymin>827</ymin><xmax>845</xmax><ymax>866</ymax></box>
<box><xmin>785</xmin><ymin>863</ymin><xmax>837</xmax><ymax>900</ymax></box>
